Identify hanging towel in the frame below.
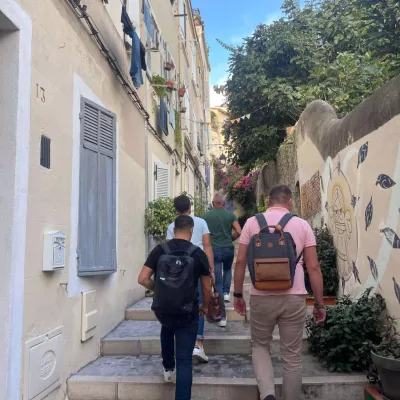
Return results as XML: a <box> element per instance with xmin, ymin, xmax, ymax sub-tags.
<box><xmin>140</xmin><ymin>41</ymin><xmax>147</xmax><ymax>72</ymax></box>
<box><xmin>159</xmin><ymin>98</ymin><xmax>169</xmax><ymax>136</ymax></box>
<box><xmin>169</xmin><ymin>105</ymin><xmax>176</xmax><ymax>129</ymax></box>
<box><xmin>121</xmin><ymin>5</ymin><xmax>143</xmax><ymax>89</ymax></box>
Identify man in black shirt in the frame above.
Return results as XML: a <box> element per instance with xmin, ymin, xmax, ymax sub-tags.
<box><xmin>138</xmin><ymin>215</ymin><xmax>212</xmax><ymax>400</ymax></box>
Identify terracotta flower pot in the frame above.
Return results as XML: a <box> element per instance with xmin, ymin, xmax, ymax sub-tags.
<box><xmin>306</xmin><ymin>296</ymin><xmax>336</xmax><ymax>306</ymax></box>
<box><xmin>180</xmin><ymin>107</ymin><xmax>187</xmax><ymax>113</ymax></box>
<box><xmin>165</xmin><ymin>61</ymin><xmax>175</xmax><ymax>71</ymax></box>
<box><xmin>179</xmin><ymin>88</ymin><xmax>186</xmax><ymax>97</ymax></box>
<box><xmin>166</xmin><ymin>81</ymin><xmax>174</xmax><ymax>88</ymax></box>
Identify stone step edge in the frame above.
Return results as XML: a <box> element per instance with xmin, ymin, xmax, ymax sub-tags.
<box><xmin>68</xmin><ymin>373</ymin><xmax>367</xmax><ymax>386</ymax></box>
<box><xmin>101</xmin><ymin>334</ymin><xmax>309</xmax><ymax>356</ymax></box>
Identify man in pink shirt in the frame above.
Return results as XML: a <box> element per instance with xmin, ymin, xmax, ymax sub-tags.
<box><xmin>234</xmin><ymin>185</ymin><xmax>326</xmax><ymax>400</ymax></box>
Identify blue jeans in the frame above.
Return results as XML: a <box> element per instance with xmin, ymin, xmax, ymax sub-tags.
<box><xmin>213</xmin><ymin>247</ymin><xmax>235</xmax><ymax>318</ymax></box>
<box><xmin>161</xmin><ymin>319</ymin><xmax>198</xmax><ymax>400</ymax></box>
<box><xmin>197</xmin><ymin>279</ymin><xmax>204</xmax><ymax>340</ymax></box>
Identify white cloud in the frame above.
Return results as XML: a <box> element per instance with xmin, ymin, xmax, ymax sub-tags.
<box><xmin>209</xmin><ymin>74</ymin><xmax>228</xmax><ymax>107</ymax></box>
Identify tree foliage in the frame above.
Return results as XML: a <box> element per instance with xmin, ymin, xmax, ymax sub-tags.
<box><xmin>220</xmin><ymin>0</ymin><xmax>400</xmax><ymax>171</ymax></box>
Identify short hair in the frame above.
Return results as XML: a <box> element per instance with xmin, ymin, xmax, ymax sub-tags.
<box><xmin>213</xmin><ymin>192</ymin><xmax>226</xmax><ymax>205</ymax></box>
<box><xmin>174</xmin><ymin>195</ymin><xmax>191</xmax><ymax>213</ymax></box>
<box><xmin>269</xmin><ymin>184</ymin><xmax>292</xmax><ymax>205</ymax></box>
<box><xmin>174</xmin><ymin>215</ymin><xmax>194</xmax><ymax>232</ymax></box>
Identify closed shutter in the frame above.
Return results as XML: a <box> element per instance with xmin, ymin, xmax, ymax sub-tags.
<box><xmin>154</xmin><ymin>162</ymin><xmax>170</xmax><ymax>199</ymax></box>
<box><xmin>78</xmin><ymin>97</ymin><xmax>117</xmax><ymax>276</ymax></box>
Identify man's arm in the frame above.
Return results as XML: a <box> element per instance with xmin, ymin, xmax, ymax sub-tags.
<box><xmin>138</xmin><ymin>266</ymin><xmax>155</xmax><ymax>291</ymax></box>
<box><xmin>202</xmin><ymin>233</ymin><xmax>215</xmax><ymax>274</ymax></box>
<box><xmin>234</xmin><ymin>243</ymin><xmax>247</xmax><ymax>294</ymax></box>
<box><xmin>232</xmin><ymin>221</ymin><xmax>242</xmax><ymax>241</ymax></box>
<box><xmin>200</xmin><ymin>274</ymin><xmax>212</xmax><ymax>312</ymax></box>
<box><xmin>303</xmin><ymin>246</ymin><xmax>324</xmax><ymax>305</ymax></box>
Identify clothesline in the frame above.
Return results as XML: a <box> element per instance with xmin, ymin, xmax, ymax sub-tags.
<box><xmin>177</xmin><ymin>103</ymin><xmax>269</xmax><ymax>126</ymax></box>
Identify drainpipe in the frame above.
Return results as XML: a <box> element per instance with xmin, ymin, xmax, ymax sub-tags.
<box><xmin>144</xmin><ymin>77</ymin><xmax>150</xmax><ymax>259</ymax></box>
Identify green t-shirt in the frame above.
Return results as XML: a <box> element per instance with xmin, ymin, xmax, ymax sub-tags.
<box><xmin>203</xmin><ymin>208</ymin><xmax>238</xmax><ymax>249</ymax></box>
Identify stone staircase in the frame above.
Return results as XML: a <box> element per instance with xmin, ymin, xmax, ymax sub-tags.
<box><xmin>67</xmin><ymin>268</ymin><xmax>367</xmax><ymax>400</ymax></box>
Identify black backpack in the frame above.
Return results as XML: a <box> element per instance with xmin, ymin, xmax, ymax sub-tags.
<box><xmin>247</xmin><ymin>213</ymin><xmax>303</xmax><ymax>290</ymax></box>
<box><xmin>151</xmin><ymin>242</ymin><xmax>198</xmax><ymax>321</ymax></box>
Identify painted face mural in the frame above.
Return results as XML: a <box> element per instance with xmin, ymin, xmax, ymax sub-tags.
<box><xmin>327</xmin><ymin>164</ymin><xmax>358</xmax><ymax>292</ymax></box>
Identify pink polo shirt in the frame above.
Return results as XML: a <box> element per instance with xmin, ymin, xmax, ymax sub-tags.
<box><xmin>240</xmin><ymin>207</ymin><xmax>316</xmax><ymax>296</ymax></box>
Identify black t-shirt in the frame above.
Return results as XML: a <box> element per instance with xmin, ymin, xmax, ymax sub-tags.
<box><xmin>145</xmin><ymin>239</ymin><xmax>210</xmax><ymax>317</ymax></box>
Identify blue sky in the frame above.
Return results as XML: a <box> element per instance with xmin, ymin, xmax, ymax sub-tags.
<box><xmin>193</xmin><ymin>0</ymin><xmax>288</xmax><ymax>106</ymax></box>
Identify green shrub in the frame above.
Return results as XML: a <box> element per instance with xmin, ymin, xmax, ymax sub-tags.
<box><xmin>305</xmin><ymin>225</ymin><xmax>338</xmax><ymax>296</ymax></box>
<box><xmin>144</xmin><ymin>197</ymin><xmax>176</xmax><ymax>242</ymax></box>
<box><xmin>306</xmin><ymin>288</ymin><xmax>386</xmax><ymax>372</ymax></box>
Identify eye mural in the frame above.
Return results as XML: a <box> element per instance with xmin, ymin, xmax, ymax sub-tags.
<box><xmin>327</xmin><ymin>162</ymin><xmax>359</xmax><ymax>292</ymax></box>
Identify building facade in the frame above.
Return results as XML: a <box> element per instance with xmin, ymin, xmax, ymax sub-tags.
<box><xmin>0</xmin><ymin>0</ymin><xmax>210</xmax><ymax>398</ymax></box>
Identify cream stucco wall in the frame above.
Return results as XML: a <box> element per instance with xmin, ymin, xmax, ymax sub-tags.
<box><xmin>13</xmin><ymin>0</ymin><xmax>147</xmax><ymax>398</ymax></box>
<box><xmin>297</xmin><ymin>80</ymin><xmax>400</xmax><ymax>320</ymax></box>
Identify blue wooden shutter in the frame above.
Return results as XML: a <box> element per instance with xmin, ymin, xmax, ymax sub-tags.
<box><xmin>78</xmin><ymin>98</ymin><xmax>117</xmax><ymax>276</ymax></box>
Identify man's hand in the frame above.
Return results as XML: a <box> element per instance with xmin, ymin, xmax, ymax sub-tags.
<box><xmin>234</xmin><ymin>297</ymin><xmax>246</xmax><ymax>316</ymax></box>
<box><xmin>210</xmin><ymin>272</ymin><xmax>215</xmax><ymax>284</ymax></box>
<box><xmin>199</xmin><ymin>304</ymin><xmax>208</xmax><ymax>317</ymax></box>
<box><xmin>313</xmin><ymin>306</ymin><xmax>326</xmax><ymax>326</ymax></box>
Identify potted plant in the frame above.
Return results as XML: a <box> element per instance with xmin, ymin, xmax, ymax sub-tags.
<box><xmin>178</xmin><ymin>87</ymin><xmax>186</xmax><ymax>97</ymax></box>
<box><xmin>306</xmin><ymin>288</ymin><xmax>386</xmax><ymax>373</ymax></box>
<box><xmin>144</xmin><ymin>197</ymin><xmax>176</xmax><ymax>244</ymax></box>
<box><xmin>166</xmin><ymin>80</ymin><xmax>175</xmax><ymax>88</ymax></box>
<box><xmin>371</xmin><ymin>315</ymin><xmax>400</xmax><ymax>400</ymax></box>
<box><xmin>180</xmin><ymin>106</ymin><xmax>187</xmax><ymax>113</ymax></box>
<box><xmin>151</xmin><ymin>75</ymin><xmax>167</xmax><ymax>98</ymax></box>
<box><xmin>305</xmin><ymin>225</ymin><xmax>338</xmax><ymax>306</ymax></box>
<box><xmin>165</xmin><ymin>61</ymin><xmax>175</xmax><ymax>71</ymax></box>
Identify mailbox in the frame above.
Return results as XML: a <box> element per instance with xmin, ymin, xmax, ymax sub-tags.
<box><xmin>43</xmin><ymin>231</ymin><xmax>66</xmax><ymax>271</ymax></box>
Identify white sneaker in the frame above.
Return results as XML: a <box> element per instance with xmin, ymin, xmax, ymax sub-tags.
<box><xmin>224</xmin><ymin>293</ymin><xmax>231</xmax><ymax>302</ymax></box>
<box><xmin>218</xmin><ymin>317</ymin><xmax>227</xmax><ymax>328</ymax></box>
<box><xmin>163</xmin><ymin>368</ymin><xmax>176</xmax><ymax>383</ymax></box>
<box><xmin>193</xmin><ymin>345</ymin><xmax>209</xmax><ymax>363</ymax></box>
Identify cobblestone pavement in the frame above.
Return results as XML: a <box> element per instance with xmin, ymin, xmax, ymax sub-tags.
<box><xmin>77</xmin><ymin>354</ymin><xmax>355</xmax><ymax>379</ymax></box>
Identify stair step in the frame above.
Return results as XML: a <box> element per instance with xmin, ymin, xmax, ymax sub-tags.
<box><xmin>67</xmin><ymin>354</ymin><xmax>367</xmax><ymax>400</ymax></box>
<box><xmin>101</xmin><ymin>320</ymin><xmax>308</xmax><ymax>356</ymax></box>
<box><xmin>126</xmin><ymin>298</ymin><xmax>249</xmax><ymax>321</ymax></box>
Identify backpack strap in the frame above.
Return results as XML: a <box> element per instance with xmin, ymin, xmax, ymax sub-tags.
<box><xmin>186</xmin><ymin>244</ymin><xmax>199</xmax><ymax>257</ymax></box>
<box><xmin>160</xmin><ymin>242</ymin><xmax>171</xmax><ymax>255</ymax></box>
<box><xmin>255</xmin><ymin>213</ymin><xmax>268</xmax><ymax>229</ymax></box>
<box><xmin>277</xmin><ymin>213</ymin><xmax>297</xmax><ymax>230</ymax></box>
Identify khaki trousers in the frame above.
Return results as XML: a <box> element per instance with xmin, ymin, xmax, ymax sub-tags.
<box><xmin>250</xmin><ymin>295</ymin><xmax>306</xmax><ymax>400</ymax></box>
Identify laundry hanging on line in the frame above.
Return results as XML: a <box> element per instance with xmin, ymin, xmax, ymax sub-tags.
<box><xmin>159</xmin><ymin>98</ymin><xmax>169</xmax><ymax>136</ymax></box>
<box><xmin>121</xmin><ymin>5</ymin><xmax>144</xmax><ymax>89</ymax></box>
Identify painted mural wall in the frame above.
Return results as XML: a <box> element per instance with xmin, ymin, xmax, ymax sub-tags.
<box><xmin>297</xmin><ymin>75</ymin><xmax>400</xmax><ymax>319</ymax></box>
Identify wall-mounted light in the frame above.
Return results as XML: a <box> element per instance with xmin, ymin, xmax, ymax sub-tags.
<box><xmin>219</xmin><ymin>153</ymin><xmax>227</xmax><ymax>166</ymax></box>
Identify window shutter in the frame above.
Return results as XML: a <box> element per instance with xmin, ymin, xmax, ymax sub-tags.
<box><xmin>78</xmin><ymin>98</ymin><xmax>117</xmax><ymax>276</ymax></box>
<box><xmin>154</xmin><ymin>162</ymin><xmax>170</xmax><ymax>199</ymax></box>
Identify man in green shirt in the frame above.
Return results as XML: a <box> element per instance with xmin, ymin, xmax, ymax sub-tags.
<box><xmin>203</xmin><ymin>192</ymin><xmax>242</xmax><ymax>327</ymax></box>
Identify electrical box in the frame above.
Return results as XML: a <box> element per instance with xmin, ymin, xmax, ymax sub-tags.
<box><xmin>24</xmin><ymin>327</ymin><xmax>63</xmax><ymax>400</ymax></box>
<box><xmin>43</xmin><ymin>231</ymin><xmax>66</xmax><ymax>271</ymax></box>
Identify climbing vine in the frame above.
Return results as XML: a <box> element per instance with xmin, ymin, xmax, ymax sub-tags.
<box><xmin>175</xmin><ymin>111</ymin><xmax>183</xmax><ymax>157</ymax></box>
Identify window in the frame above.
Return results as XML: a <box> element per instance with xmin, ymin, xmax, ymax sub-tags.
<box><xmin>78</xmin><ymin>98</ymin><xmax>117</xmax><ymax>276</ymax></box>
<box><xmin>180</xmin><ymin>0</ymin><xmax>186</xmax><ymax>39</ymax></box>
<box><xmin>191</xmin><ymin>44</ymin><xmax>196</xmax><ymax>83</ymax></box>
<box><xmin>154</xmin><ymin>162</ymin><xmax>170</xmax><ymax>199</ymax></box>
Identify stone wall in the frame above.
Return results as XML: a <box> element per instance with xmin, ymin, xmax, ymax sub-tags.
<box><xmin>296</xmin><ymin>74</ymin><xmax>400</xmax><ymax>319</ymax></box>
<box><xmin>257</xmin><ymin>131</ymin><xmax>301</xmax><ymax>215</ymax></box>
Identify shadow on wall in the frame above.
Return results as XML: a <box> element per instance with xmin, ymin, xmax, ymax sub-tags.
<box><xmin>296</xmin><ymin>74</ymin><xmax>400</xmax><ymax>319</ymax></box>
